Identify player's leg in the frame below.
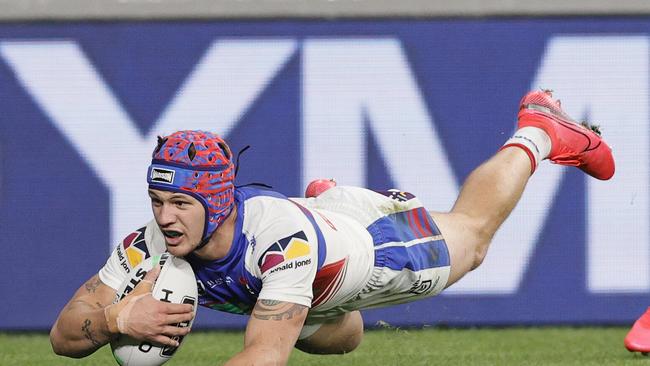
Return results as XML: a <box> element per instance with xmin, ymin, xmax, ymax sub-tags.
<box><xmin>295</xmin><ymin>311</ymin><xmax>363</xmax><ymax>354</ymax></box>
<box><xmin>432</xmin><ymin>147</ymin><xmax>531</xmax><ymax>286</ymax></box>
<box><xmin>433</xmin><ymin>90</ymin><xmax>615</xmax><ymax>287</ymax></box>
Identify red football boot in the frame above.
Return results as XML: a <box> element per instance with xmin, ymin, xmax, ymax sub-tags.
<box><xmin>305</xmin><ymin>179</ymin><xmax>337</xmax><ymax>198</ymax></box>
<box><xmin>517</xmin><ymin>90</ymin><xmax>615</xmax><ymax>180</ymax></box>
<box><xmin>625</xmin><ymin>307</ymin><xmax>650</xmax><ymax>354</ymax></box>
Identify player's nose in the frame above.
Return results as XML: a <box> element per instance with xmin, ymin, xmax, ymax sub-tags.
<box><xmin>157</xmin><ymin>204</ymin><xmax>177</xmax><ymax>225</ymax></box>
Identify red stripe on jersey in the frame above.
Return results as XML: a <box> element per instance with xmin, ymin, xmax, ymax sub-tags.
<box><xmin>418</xmin><ymin>208</ymin><xmax>434</xmax><ymax>237</ymax></box>
<box><xmin>312</xmin><ymin>258</ymin><xmax>347</xmax><ymax>307</ymax></box>
<box><xmin>409</xmin><ymin>209</ymin><xmax>426</xmax><ymax>238</ymax></box>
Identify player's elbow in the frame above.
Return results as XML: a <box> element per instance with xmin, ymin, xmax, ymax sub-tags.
<box><xmin>49</xmin><ymin>326</ymin><xmax>88</xmax><ymax>358</ymax></box>
<box><xmin>50</xmin><ymin>324</ymin><xmax>65</xmax><ymax>355</ymax></box>
<box><xmin>50</xmin><ymin>328</ymin><xmax>72</xmax><ymax>357</ymax></box>
<box><xmin>50</xmin><ymin>342</ymin><xmax>91</xmax><ymax>359</ymax></box>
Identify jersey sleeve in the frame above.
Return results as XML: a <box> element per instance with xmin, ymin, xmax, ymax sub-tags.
<box><xmin>98</xmin><ymin>221</ymin><xmax>160</xmax><ymax>290</ymax></box>
<box><xmin>247</xmin><ymin>200</ymin><xmax>320</xmax><ymax>308</ymax></box>
<box><xmin>98</xmin><ymin>243</ymin><xmax>127</xmax><ymax>290</ymax></box>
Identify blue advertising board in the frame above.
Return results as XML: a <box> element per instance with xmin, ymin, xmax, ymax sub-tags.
<box><xmin>0</xmin><ymin>19</ymin><xmax>649</xmax><ymax>330</ymax></box>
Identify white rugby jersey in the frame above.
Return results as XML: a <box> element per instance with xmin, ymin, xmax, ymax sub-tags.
<box><xmin>99</xmin><ymin>186</ymin><xmax>450</xmax><ymax>321</ymax></box>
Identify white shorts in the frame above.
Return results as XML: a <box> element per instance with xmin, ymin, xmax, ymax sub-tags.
<box><xmin>300</xmin><ymin>188</ymin><xmax>451</xmax><ymax>336</ymax></box>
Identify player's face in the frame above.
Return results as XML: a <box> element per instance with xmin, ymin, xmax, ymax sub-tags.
<box><xmin>148</xmin><ymin>189</ymin><xmax>204</xmax><ymax>256</ymax></box>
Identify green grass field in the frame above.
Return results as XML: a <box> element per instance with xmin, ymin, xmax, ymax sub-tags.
<box><xmin>1</xmin><ymin>327</ymin><xmax>646</xmax><ymax>365</ymax></box>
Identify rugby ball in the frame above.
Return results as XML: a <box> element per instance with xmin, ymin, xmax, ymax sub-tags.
<box><xmin>110</xmin><ymin>253</ymin><xmax>198</xmax><ymax>366</ymax></box>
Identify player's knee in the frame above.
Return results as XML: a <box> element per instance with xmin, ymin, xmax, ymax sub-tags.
<box><xmin>295</xmin><ymin>312</ymin><xmax>364</xmax><ymax>354</ymax></box>
<box><xmin>471</xmin><ymin>243</ymin><xmax>489</xmax><ymax>270</ymax></box>
<box><xmin>340</xmin><ymin>324</ymin><xmax>364</xmax><ymax>353</ymax></box>
<box><xmin>296</xmin><ymin>329</ymin><xmax>363</xmax><ymax>355</ymax></box>
<box><xmin>330</xmin><ymin>329</ymin><xmax>363</xmax><ymax>354</ymax></box>
<box><xmin>470</xmin><ymin>226</ymin><xmax>491</xmax><ymax>270</ymax></box>
<box><xmin>343</xmin><ymin>330</ymin><xmax>363</xmax><ymax>353</ymax></box>
<box><xmin>460</xmin><ymin>214</ymin><xmax>492</xmax><ymax>270</ymax></box>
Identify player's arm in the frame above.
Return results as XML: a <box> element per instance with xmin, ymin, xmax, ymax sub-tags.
<box><xmin>224</xmin><ymin>299</ymin><xmax>308</xmax><ymax>366</ymax></box>
<box><xmin>50</xmin><ymin>267</ymin><xmax>193</xmax><ymax>358</ymax></box>
<box><xmin>49</xmin><ymin>273</ymin><xmax>119</xmax><ymax>358</ymax></box>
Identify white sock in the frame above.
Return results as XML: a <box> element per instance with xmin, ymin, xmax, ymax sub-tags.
<box><xmin>502</xmin><ymin>127</ymin><xmax>552</xmax><ymax>172</ymax></box>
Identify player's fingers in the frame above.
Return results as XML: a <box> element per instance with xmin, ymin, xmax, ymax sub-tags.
<box><xmin>160</xmin><ymin>325</ymin><xmax>191</xmax><ymax>337</ymax></box>
<box><xmin>151</xmin><ymin>334</ymin><xmax>180</xmax><ymax>348</ymax></box>
<box><xmin>162</xmin><ymin>302</ymin><xmax>194</xmax><ymax>314</ymax></box>
<box><xmin>164</xmin><ymin>312</ymin><xmax>195</xmax><ymax>325</ymax></box>
<box><xmin>131</xmin><ymin>265</ymin><xmax>160</xmax><ymax>295</ymax></box>
<box><xmin>143</xmin><ymin>265</ymin><xmax>161</xmax><ymax>283</ymax></box>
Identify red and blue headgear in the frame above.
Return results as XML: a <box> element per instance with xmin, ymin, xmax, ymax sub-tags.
<box><xmin>147</xmin><ymin>130</ymin><xmax>235</xmax><ymax>244</ymax></box>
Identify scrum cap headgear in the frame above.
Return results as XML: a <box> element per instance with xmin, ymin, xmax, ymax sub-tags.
<box><xmin>146</xmin><ymin>130</ymin><xmax>235</xmax><ymax>243</ymax></box>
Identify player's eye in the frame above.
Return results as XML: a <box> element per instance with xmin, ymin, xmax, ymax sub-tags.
<box><xmin>150</xmin><ymin>198</ymin><xmax>163</xmax><ymax>207</ymax></box>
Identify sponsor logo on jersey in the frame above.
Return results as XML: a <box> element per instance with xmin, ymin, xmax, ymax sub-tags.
<box><xmin>409</xmin><ymin>278</ymin><xmax>434</xmax><ymax>295</ymax></box>
<box><xmin>258</xmin><ymin>231</ymin><xmax>311</xmax><ymax>274</ymax></box>
<box><xmin>150</xmin><ymin>167</ymin><xmax>175</xmax><ymax>184</ymax></box>
<box><xmin>120</xmin><ymin>226</ymin><xmax>150</xmax><ymax>270</ymax></box>
<box><xmin>376</xmin><ymin>189</ymin><xmax>415</xmax><ymax>202</ymax></box>
<box><xmin>206</xmin><ymin>275</ymin><xmax>233</xmax><ymax>288</ymax></box>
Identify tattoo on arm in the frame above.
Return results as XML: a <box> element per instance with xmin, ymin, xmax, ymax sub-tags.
<box><xmin>81</xmin><ymin>319</ymin><xmax>102</xmax><ymax>347</ymax></box>
<box><xmin>84</xmin><ymin>277</ymin><xmax>102</xmax><ymax>294</ymax></box>
<box><xmin>252</xmin><ymin>300</ymin><xmax>306</xmax><ymax>321</ymax></box>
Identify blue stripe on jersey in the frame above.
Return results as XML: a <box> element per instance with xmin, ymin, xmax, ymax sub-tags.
<box><xmin>375</xmin><ymin>239</ymin><xmax>450</xmax><ymax>271</ymax></box>
<box><xmin>367</xmin><ymin>207</ymin><xmax>442</xmax><ymax>246</ymax></box>
<box><xmin>289</xmin><ymin>200</ymin><xmax>327</xmax><ymax>270</ymax></box>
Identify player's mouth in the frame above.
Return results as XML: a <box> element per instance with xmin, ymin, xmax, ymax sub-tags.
<box><xmin>162</xmin><ymin>230</ymin><xmax>184</xmax><ymax>245</ymax></box>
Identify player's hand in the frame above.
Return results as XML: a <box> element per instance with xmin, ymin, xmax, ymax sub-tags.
<box><xmin>104</xmin><ymin>265</ymin><xmax>194</xmax><ymax>347</ymax></box>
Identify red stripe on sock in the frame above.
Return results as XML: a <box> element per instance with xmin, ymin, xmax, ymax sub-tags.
<box><xmin>500</xmin><ymin>143</ymin><xmax>536</xmax><ymax>174</ymax></box>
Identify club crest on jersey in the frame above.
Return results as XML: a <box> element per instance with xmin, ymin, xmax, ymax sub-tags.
<box><xmin>150</xmin><ymin>167</ymin><xmax>176</xmax><ymax>184</ymax></box>
<box><xmin>258</xmin><ymin>231</ymin><xmax>311</xmax><ymax>274</ymax></box>
<box><xmin>118</xmin><ymin>227</ymin><xmax>150</xmax><ymax>271</ymax></box>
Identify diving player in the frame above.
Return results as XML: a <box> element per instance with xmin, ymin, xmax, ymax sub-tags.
<box><xmin>49</xmin><ymin>90</ymin><xmax>615</xmax><ymax>364</ymax></box>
